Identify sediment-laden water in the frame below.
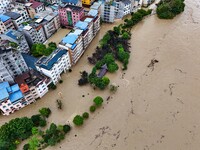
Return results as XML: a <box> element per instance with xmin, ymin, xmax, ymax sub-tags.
<box><xmin>1</xmin><ymin>0</ymin><xmax>200</xmax><ymax>149</ymax></box>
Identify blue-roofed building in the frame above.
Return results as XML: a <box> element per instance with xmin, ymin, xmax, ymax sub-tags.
<box><xmin>35</xmin><ymin>48</ymin><xmax>71</xmax><ymax>84</ymax></box>
<box><xmin>0</xmin><ymin>30</ymin><xmax>30</xmax><ymax>53</ymax></box>
<box><xmin>0</xmin><ymin>82</ymin><xmax>25</xmax><ymax>115</ymax></box>
<box><xmin>61</xmin><ymin>0</ymin><xmax>82</xmax><ymax>6</ymax></box>
<box><xmin>59</xmin><ymin>29</ymin><xmax>84</xmax><ymax>65</ymax></box>
<box><xmin>0</xmin><ymin>14</ymin><xmax>15</xmax><ymax>34</ymax></box>
<box><xmin>22</xmin><ymin>53</ymin><xmax>38</xmax><ymax>70</ymax></box>
<box><xmin>75</xmin><ymin>21</ymin><xmax>88</xmax><ymax>30</ymax></box>
<box><xmin>0</xmin><ymin>14</ymin><xmax>11</xmax><ymax>22</ymax></box>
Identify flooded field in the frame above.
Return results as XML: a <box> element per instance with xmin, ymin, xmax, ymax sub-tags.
<box><xmin>1</xmin><ymin>0</ymin><xmax>200</xmax><ymax>149</ymax></box>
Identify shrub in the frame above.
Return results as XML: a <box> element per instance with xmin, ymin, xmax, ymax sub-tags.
<box><xmin>82</xmin><ymin>112</ymin><xmax>89</xmax><ymax>119</ymax></box>
<box><xmin>90</xmin><ymin>105</ymin><xmax>96</xmax><ymax>112</ymax></box>
<box><xmin>73</xmin><ymin>115</ymin><xmax>84</xmax><ymax>126</ymax></box>
<box><xmin>63</xmin><ymin>125</ymin><xmax>71</xmax><ymax>133</ymax></box>
<box><xmin>59</xmin><ymin>80</ymin><xmax>63</xmax><ymax>84</ymax></box>
<box><xmin>93</xmin><ymin>96</ymin><xmax>103</xmax><ymax>107</ymax></box>
<box><xmin>110</xmin><ymin>84</ymin><xmax>118</xmax><ymax>93</ymax></box>
<box><xmin>39</xmin><ymin>107</ymin><xmax>51</xmax><ymax>118</ymax></box>
<box><xmin>23</xmin><ymin>144</ymin><xmax>30</xmax><ymax>150</ymax></box>
<box><xmin>39</xmin><ymin>119</ymin><xmax>47</xmax><ymax>127</ymax></box>
<box><xmin>108</xmin><ymin>62</ymin><xmax>119</xmax><ymax>73</ymax></box>
<box><xmin>31</xmin><ymin>114</ymin><xmax>42</xmax><ymax>127</ymax></box>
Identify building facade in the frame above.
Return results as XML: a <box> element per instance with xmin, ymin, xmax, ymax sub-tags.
<box><xmin>1</xmin><ymin>30</ymin><xmax>30</xmax><ymax>53</ymax></box>
<box><xmin>4</xmin><ymin>12</ymin><xmax>24</xmax><ymax>29</ymax></box>
<box><xmin>22</xmin><ymin>24</ymin><xmax>46</xmax><ymax>47</ymax></box>
<box><xmin>0</xmin><ymin>82</ymin><xmax>25</xmax><ymax>115</ymax></box>
<box><xmin>0</xmin><ymin>20</ymin><xmax>7</xmax><ymax>34</ymax></box>
<box><xmin>35</xmin><ymin>10</ymin><xmax>60</xmax><ymax>39</ymax></box>
<box><xmin>15</xmin><ymin>69</ymin><xmax>50</xmax><ymax>99</ymax></box>
<box><xmin>11</xmin><ymin>5</ymin><xmax>30</xmax><ymax>22</ymax></box>
<box><xmin>0</xmin><ymin>0</ymin><xmax>12</xmax><ymax>13</ymax></box>
<box><xmin>59</xmin><ymin>4</ymin><xmax>84</xmax><ymax>28</ymax></box>
<box><xmin>35</xmin><ymin>48</ymin><xmax>71</xmax><ymax>84</ymax></box>
<box><xmin>100</xmin><ymin>0</ymin><xmax>142</xmax><ymax>23</ymax></box>
<box><xmin>0</xmin><ymin>46</ymin><xmax>29</xmax><ymax>84</ymax></box>
<box><xmin>0</xmin><ymin>14</ymin><xmax>15</xmax><ymax>31</ymax></box>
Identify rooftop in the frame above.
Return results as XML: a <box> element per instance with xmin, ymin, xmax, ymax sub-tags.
<box><xmin>62</xmin><ymin>0</ymin><xmax>79</xmax><ymax>4</ymax></box>
<box><xmin>5</xmin><ymin>30</ymin><xmax>23</xmax><ymax>40</ymax></box>
<box><xmin>4</xmin><ymin>12</ymin><xmax>21</xmax><ymax>20</ymax></box>
<box><xmin>88</xmin><ymin>9</ymin><xmax>98</xmax><ymax>17</ymax></box>
<box><xmin>36</xmin><ymin>49</ymin><xmax>67</xmax><ymax>70</ymax></box>
<box><xmin>15</xmin><ymin>69</ymin><xmax>48</xmax><ymax>87</ymax></box>
<box><xmin>75</xmin><ymin>21</ymin><xmax>88</xmax><ymax>30</ymax></box>
<box><xmin>22</xmin><ymin>53</ymin><xmax>38</xmax><ymax>70</ymax></box>
<box><xmin>31</xmin><ymin>1</ymin><xmax>43</xmax><ymax>9</ymax></box>
<box><xmin>0</xmin><ymin>14</ymin><xmax>11</xmax><ymax>22</ymax></box>
<box><xmin>60</xmin><ymin>4</ymin><xmax>83</xmax><ymax>12</ymax></box>
<box><xmin>90</xmin><ymin>2</ymin><xmax>101</xmax><ymax>10</ymax></box>
<box><xmin>0</xmin><ymin>82</ymin><xmax>23</xmax><ymax>102</ymax></box>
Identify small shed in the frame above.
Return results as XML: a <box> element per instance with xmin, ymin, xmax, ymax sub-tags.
<box><xmin>97</xmin><ymin>64</ymin><xmax>108</xmax><ymax>78</ymax></box>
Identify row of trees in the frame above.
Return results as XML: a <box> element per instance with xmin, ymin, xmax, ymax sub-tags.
<box><xmin>156</xmin><ymin>0</ymin><xmax>185</xmax><ymax>19</ymax></box>
<box><xmin>73</xmin><ymin>96</ymin><xmax>104</xmax><ymax>126</ymax></box>
<box><xmin>31</xmin><ymin>42</ymin><xmax>57</xmax><ymax>57</ymax></box>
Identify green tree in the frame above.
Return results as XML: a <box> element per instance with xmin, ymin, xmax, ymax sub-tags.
<box><xmin>93</xmin><ymin>96</ymin><xmax>104</xmax><ymax>107</ymax></box>
<box><xmin>48</xmin><ymin>42</ymin><xmax>57</xmax><ymax>49</ymax></box>
<box><xmin>73</xmin><ymin>115</ymin><xmax>84</xmax><ymax>126</ymax></box>
<box><xmin>32</xmin><ymin>127</ymin><xmax>39</xmax><ymax>135</ymax></box>
<box><xmin>39</xmin><ymin>107</ymin><xmax>51</xmax><ymax>118</ymax></box>
<box><xmin>108</xmin><ymin>62</ymin><xmax>119</xmax><ymax>73</ymax></box>
<box><xmin>89</xmin><ymin>105</ymin><xmax>96</xmax><ymax>112</ymax></box>
<box><xmin>63</xmin><ymin>125</ymin><xmax>71</xmax><ymax>133</ymax></box>
<box><xmin>102</xmin><ymin>76</ymin><xmax>110</xmax><ymax>86</ymax></box>
<box><xmin>122</xmin><ymin>32</ymin><xmax>131</xmax><ymax>40</ymax></box>
<box><xmin>82</xmin><ymin>112</ymin><xmax>89</xmax><ymax>119</ymax></box>
<box><xmin>28</xmin><ymin>136</ymin><xmax>40</xmax><ymax>150</ymax></box>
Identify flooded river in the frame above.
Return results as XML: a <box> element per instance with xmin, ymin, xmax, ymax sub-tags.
<box><xmin>1</xmin><ymin>0</ymin><xmax>200</xmax><ymax>149</ymax></box>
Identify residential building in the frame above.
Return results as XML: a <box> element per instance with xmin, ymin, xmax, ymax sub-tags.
<box><xmin>11</xmin><ymin>5</ymin><xmax>30</xmax><ymax>22</ymax></box>
<box><xmin>22</xmin><ymin>24</ymin><xmax>46</xmax><ymax>47</ymax></box>
<box><xmin>59</xmin><ymin>12</ymin><xmax>101</xmax><ymax>65</ymax></box>
<box><xmin>59</xmin><ymin>29</ymin><xmax>83</xmax><ymax>65</ymax></box>
<box><xmin>0</xmin><ymin>46</ymin><xmax>28</xmax><ymax>84</ymax></box>
<box><xmin>45</xmin><ymin>0</ymin><xmax>62</xmax><ymax>4</ymax></box>
<box><xmin>0</xmin><ymin>0</ymin><xmax>12</xmax><ymax>13</ymax></box>
<box><xmin>0</xmin><ymin>14</ymin><xmax>15</xmax><ymax>31</ymax></box>
<box><xmin>61</xmin><ymin>0</ymin><xmax>82</xmax><ymax>7</ymax></box>
<box><xmin>0</xmin><ymin>30</ymin><xmax>30</xmax><ymax>53</ymax></box>
<box><xmin>17</xmin><ymin>0</ymin><xmax>45</xmax><ymax>19</ymax></box>
<box><xmin>4</xmin><ymin>12</ymin><xmax>24</xmax><ymax>29</ymax></box>
<box><xmin>58</xmin><ymin>4</ymin><xmax>84</xmax><ymax>28</ymax></box>
<box><xmin>88</xmin><ymin>3</ymin><xmax>101</xmax><ymax>36</ymax></box>
<box><xmin>100</xmin><ymin>0</ymin><xmax>142</xmax><ymax>23</ymax></box>
<box><xmin>35</xmin><ymin>48</ymin><xmax>71</xmax><ymax>84</ymax></box>
<box><xmin>0</xmin><ymin>82</ymin><xmax>25</xmax><ymax>115</ymax></box>
<box><xmin>15</xmin><ymin>69</ymin><xmax>50</xmax><ymax>99</ymax></box>
<box><xmin>100</xmin><ymin>1</ymin><xmax>115</xmax><ymax>22</ymax></box>
<box><xmin>34</xmin><ymin>10</ymin><xmax>60</xmax><ymax>39</ymax></box>
<box><xmin>76</xmin><ymin>19</ymin><xmax>93</xmax><ymax>49</ymax></box>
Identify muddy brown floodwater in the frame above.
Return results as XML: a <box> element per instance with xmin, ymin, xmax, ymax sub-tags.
<box><xmin>1</xmin><ymin>0</ymin><xmax>200</xmax><ymax>149</ymax></box>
